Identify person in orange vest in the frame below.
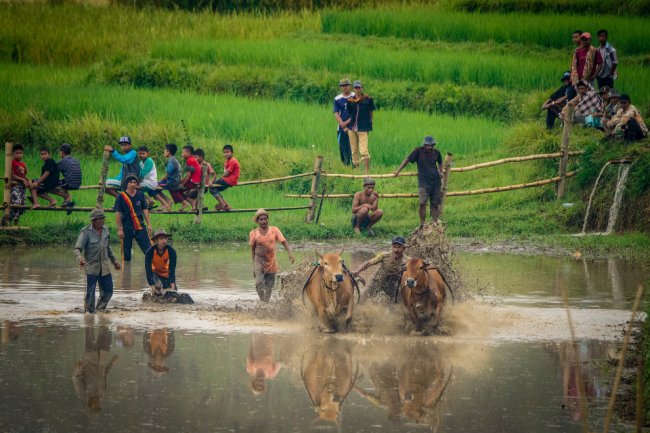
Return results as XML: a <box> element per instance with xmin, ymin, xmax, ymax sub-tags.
<box><xmin>144</xmin><ymin>229</ymin><xmax>177</xmax><ymax>295</ymax></box>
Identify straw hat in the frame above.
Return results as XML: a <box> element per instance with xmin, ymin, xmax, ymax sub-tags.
<box><xmin>151</xmin><ymin>229</ymin><xmax>171</xmax><ymax>240</ymax></box>
<box><xmin>253</xmin><ymin>208</ymin><xmax>269</xmax><ymax>222</ymax></box>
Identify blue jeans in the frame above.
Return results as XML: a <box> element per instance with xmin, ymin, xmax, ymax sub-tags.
<box><xmin>85</xmin><ymin>274</ymin><xmax>114</xmax><ymax>313</ymax></box>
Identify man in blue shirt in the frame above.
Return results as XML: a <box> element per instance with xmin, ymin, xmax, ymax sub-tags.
<box><xmin>104</xmin><ymin>136</ymin><xmax>140</xmax><ymax>198</ymax></box>
<box><xmin>333</xmin><ymin>78</ymin><xmax>354</xmax><ymax>165</ymax></box>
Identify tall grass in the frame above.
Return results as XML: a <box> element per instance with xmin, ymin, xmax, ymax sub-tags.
<box><xmin>322</xmin><ymin>9</ymin><xmax>650</xmax><ymax>55</ymax></box>
<box><xmin>444</xmin><ymin>0</ymin><xmax>650</xmax><ymax>15</ymax></box>
<box><xmin>149</xmin><ymin>39</ymin><xmax>650</xmax><ymax>107</ymax></box>
<box><xmin>0</xmin><ymin>3</ymin><xmax>319</xmax><ymax>65</ymax></box>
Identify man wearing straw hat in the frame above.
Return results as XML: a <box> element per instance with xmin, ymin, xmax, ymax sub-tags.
<box><xmin>145</xmin><ymin>229</ymin><xmax>177</xmax><ymax>295</ymax></box>
<box><xmin>74</xmin><ymin>208</ymin><xmax>121</xmax><ymax>313</ymax></box>
<box><xmin>249</xmin><ymin>209</ymin><xmax>295</xmax><ymax>302</ymax></box>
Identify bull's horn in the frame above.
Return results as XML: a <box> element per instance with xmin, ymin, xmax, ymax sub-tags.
<box><xmin>337</xmin><ymin>248</ymin><xmax>345</xmax><ymax>257</ymax></box>
<box><xmin>314</xmin><ymin>249</ymin><xmax>322</xmax><ymax>259</ymax></box>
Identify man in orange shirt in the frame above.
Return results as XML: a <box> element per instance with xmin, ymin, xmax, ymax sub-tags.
<box><xmin>249</xmin><ymin>209</ymin><xmax>295</xmax><ymax>302</ymax></box>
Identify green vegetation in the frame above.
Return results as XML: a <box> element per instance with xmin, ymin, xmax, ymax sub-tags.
<box><xmin>0</xmin><ymin>3</ymin><xmax>648</xmax><ymax>249</ymax></box>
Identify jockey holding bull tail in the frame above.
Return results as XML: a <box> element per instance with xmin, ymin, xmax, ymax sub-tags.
<box><xmin>352</xmin><ymin>236</ymin><xmax>409</xmax><ymax>301</ymax></box>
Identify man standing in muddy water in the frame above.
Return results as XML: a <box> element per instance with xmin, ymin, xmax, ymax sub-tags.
<box><xmin>352</xmin><ymin>236</ymin><xmax>408</xmax><ymax>301</ymax></box>
<box><xmin>74</xmin><ymin>208</ymin><xmax>121</xmax><ymax>313</ymax></box>
<box><xmin>249</xmin><ymin>209</ymin><xmax>295</xmax><ymax>302</ymax></box>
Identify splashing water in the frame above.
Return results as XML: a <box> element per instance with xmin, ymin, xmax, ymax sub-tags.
<box><xmin>581</xmin><ymin>161</ymin><xmax>612</xmax><ymax>234</ymax></box>
<box><xmin>605</xmin><ymin>163</ymin><xmax>632</xmax><ymax>234</ymax></box>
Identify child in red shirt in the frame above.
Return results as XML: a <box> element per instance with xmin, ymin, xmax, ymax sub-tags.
<box><xmin>179</xmin><ymin>145</ymin><xmax>201</xmax><ymax>212</ymax></box>
<box><xmin>210</xmin><ymin>144</ymin><xmax>240</xmax><ymax>211</ymax></box>
<box><xmin>3</xmin><ymin>144</ymin><xmax>37</xmax><ymax>225</ymax></box>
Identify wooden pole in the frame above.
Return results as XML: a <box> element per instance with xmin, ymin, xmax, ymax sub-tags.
<box><xmin>7</xmin><ymin>204</ymin><xmax>310</xmax><ymax>214</ymax></box>
<box><xmin>194</xmin><ymin>162</ymin><xmax>208</xmax><ymax>224</ymax></box>
<box><xmin>2</xmin><ymin>142</ymin><xmax>12</xmax><ymax>225</ymax></box>
<box><xmin>557</xmin><ymin>105</ymin><xmax>573</xmax><ymax>199</ymax></box>
<box><xmin>305</xmin><ymin>156</ymin><xmax>323</xmax><ymax>223</ymax></box>
<box><xmin>439</xmin><ymin>152</ymin><xmax>453</xmax><ymax>217</ymax></box>
<box><xmin>96</xmin><ymin>149</ymin><xmax>111</xmax><ymax>208</ymax></box>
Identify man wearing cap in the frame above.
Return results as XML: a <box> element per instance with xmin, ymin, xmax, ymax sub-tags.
<box><xmin>605</xmin><ymin>94</ymin><xmax>648</xmax><ymax>142</ymax></box>
<box><xmin>104</xmin><ymin>136</ymin><xmax>140</xmax><ymax>198</ymax></box>
<box><xmin>351</xmin><ymin>177</ymin><xmax>383</xmax><ymax>236</ymax></box>
<box><xmin>595</xmin><ymin>89</ymin><xmax>620</xmax><ymax>128</ymax></box>
<box><xmin>333</xmin><ymin>78</ymin><xmax>355</xmax><ymax>166</ymax></box>
<box><xmin>74</xmin><ymin>208</ymin><xmax>121</xmax><ymax>313</ymax></box>
<box><xmin>394</xmin><ymin>136</ymin><xmax>444</xmax><ymax>224</ymax></box>
<box><xmin>571</xmin><ymin>33</ymin><xmax>603</xmax><ymax>87</ymax></box>
<box><xmin>345</xmin><ymin>80</ymin><xmax>376</xmax><ymax>173</ymax></box>
<box><xmin>352</xmin><ymin>236</ymin><xmax>408</xmax><ymax>300</ymax></box>
<box><xmin>249</xmin><ymin>209</ymin><xmax>295</xmax><ymax>302</ymax></box>
<box><xmin>541</xmin><ymin>71</ymin><xmax>577</xmax><ymax>129</ymax></box>
<box><xmin>144</xmin><ymin>229</ymin><xmax>177</xmax><ymax>295</ymax></box>
<box><xmin>114</xmin><ymin>174</ymin><xmax>152</xmax><ymax>262</ymax></box>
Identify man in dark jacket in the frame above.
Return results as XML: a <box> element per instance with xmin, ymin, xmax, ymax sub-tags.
<box><xmin>345</xmin><ymin>80</ymin><xmax>376</xmax><ymax>173</ymax></box>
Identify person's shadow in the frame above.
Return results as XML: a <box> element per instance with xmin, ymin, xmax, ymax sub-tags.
<box><xmin>71</xmin><ymin>325</ymin><xmax>119</xmax><ymax>412</ymax></box>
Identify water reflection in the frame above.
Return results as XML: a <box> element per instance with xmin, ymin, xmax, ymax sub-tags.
<box><xmin>1</xmin><ymin>320</ymin><xmax>21</xmax><ymax>345</ymax></box>
<box><xmin>246</xmin><ymin>334</ymin><xmax>281</xmax><ymax>395</ymax></box>
<box><xmin>143</xmin><ymin>329</ymin><xmax>175</xmax><ymax>375</ymax></box>
<box><xmin>301</xmin><ymin>338</ymin><xmax>358</xmax><ymax>427</ymax></box>
<box><xmin>115</xmin><ymin>325</ymin><xmax>134</xmax><ymax>349</ymax></box>
<box><xmin>355</xmin><ymin>344</ymin><xmax>452</xmax><ymax>430</ymax></box>
<box><xmin>71</xmin><ymin>324</ymin><xmax>119</xmax><ymax>412</ymax></box>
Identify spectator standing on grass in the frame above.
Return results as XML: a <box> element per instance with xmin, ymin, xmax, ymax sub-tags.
<box><xmin>571</xmin><ymin>33</ymin><xmax>603</xmax><ymax>87</ymax></box>
<box><xmin>249</xmin><ymin>209</ymin><xmax>295</xmax><ymax>302</ymax></box>
<box><xmin>565</xmin><ymin>81</ymin><xmax>603</xmax><ymax>125</ymax></box>
<box><xmin>54</xmin><ymin>143</ymin><xmax>81</xmax><ymax>209</ymax></box>
<box><xmin>210</xmin><ymin>144</ymin><xmax>240</xmax><ymax>212</ymax></box>
<box><xmin>394</xmin><ymin>136</ymin><xmax>444</xmax><ymax>224</ymax></box>
<box><xmin>351</xmin><ymin>177</ymin><xmax>383</xmax><ymax>236</ymax></box>
<box><xmin>333</xmin><ymin>78</ymin><xmax>354</xmax><ymax>166</ymax></box>
<box><xmin>571</xmin><ymin>30</ymin><xmax>583</xmax><ymax>48</ymax></box>
<box><xmin>604</xmin><ymin>94</ymin><xmax>648</xmax><ymax>142</ymax></box>
<box><xmin>346</xmin><ymin>80</ymin><xmax>376</xmax><ymax>173</ymax></box>
<box><xmin>74</xmin><ymin>208</ymin><xmax>121</xmax><ymax>313</ymax></box>
<box><xmin>29</xmin><ymin>146</ymin><xmax>60</xmax><ymax>209</ymax></box>
<box><xmin>157</xmin><ymin>143</ymin><xmax>186</xmax><ymax>212</ymax></box>
<box><xmin>114</xmin><ymin>174</ymin><xmax>152</xmax><ymax>262</ymax></box>
<box><xmin>179</xmin><ymin>145</ymin><xmax>201</xmax><ymax>212</ymax></box>
<box><xmin>541</xmin><ymin>71</ymin><xmax>576</xmax><ymax>129</ymax></box>
<box><xmin>596</xmin><ymin>29</ymin><xmax>617</xmax><ymax>89</ymax></box>
<box><xmin>104</xmin><ymin>136</ymin><xmax>139</xmax><ymax>198</ymax></box>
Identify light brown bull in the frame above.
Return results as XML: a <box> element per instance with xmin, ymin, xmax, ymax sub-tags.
<box><xmin>303</xmin><ymin>250</ymin><xmax>358</xmax><ymax>333</ymax></box>
<box><xmin>400</xmin><ymin>258</ymin><xmax>452</xmax><ymax>333</ymax></box>
<box><xmin>301</xmin><ymin>339</ymin><xmax>358</xmax><ymax>427</ymax></box>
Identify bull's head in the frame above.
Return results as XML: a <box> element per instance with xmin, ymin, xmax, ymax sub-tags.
<box><xmin>403</xmin><ymin>259</ymin><xmax>429</xmax><ymax>292</ymax></box>
<box><xmin>318</xmin><ymin>382</ymin><xmax>342</xmax><ymax>421</ymax></box>
<box><xmin>316</xmin><ymin>250</ymin><xmax>345</xmax><ymax>285</ymax></box>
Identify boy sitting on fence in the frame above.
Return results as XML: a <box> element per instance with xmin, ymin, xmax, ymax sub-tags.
<box><xmin>180</xmin><ymin>145</ymin><xmax>202</xmax><ymax>212</ymax></box>
<box><xmin>53</xmin><ymin>143</ymin><xmax>82</xmax><ymax>210</ymax></box>
<box><xmin>191</xmin><ymin>148</ymin><xmax>214</xmax><ymax>210</ymax></box>
<box><xmin>2</xmin><ymin>144</ymin><xmax>36</xmax><ymax>226</ymax></box>
<box><xmin>157</xmin><ymin>144</ymin><xmax>189</xmax><ymax>212</ymax></box>
<box><xmin>210</xmin><ymin>144</ymin><xmax>240</xmax><ymax>211</ymax></box>
<box><xmin>29</xmin><ymin>146</ymin><xmax>60</xmax><ymax>208</ymax></box>
<box><xmin>137</xmin><ymin>146</ymin><xmax>166</xmax><ymax>210</ymax></box>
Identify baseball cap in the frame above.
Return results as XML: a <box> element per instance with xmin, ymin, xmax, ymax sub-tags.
<box><xmin>598</xmin><ymin>86</ymin><xmax>610</xmax><ymax>94</ymax></box>
<box><xmin>423</xmin><ymin>136</ymin><xmax>436</xmax><ymax>146</ymax></box>
<box><xmin>391</xmin><ymin>236</ymin><xmax>406</xmax><ymax>246</ymax></box>
<box><xmin>561</xmin><ymin>71</ymin><xmax>571</xmax><ymax>82</ymax></box>
<box><xmin>352</xmin><ymin>80</ymin><xmax>362</xmax><ymax>88</ymax></box>
<box><xmin>339</xmin><ymin>78</ymin><xmax>351</xmax><ymax>86</ymax></box>
<box><xmin>90</xmin><ymin>208</ymin><xmax>105</xmax><ymax>220</ymax></box>
<box><xmin>118</xmin><ymin>136</ymin><xmax>132</xmax><ymax>144</ymax></box>
<box><xmin>580</xmin><ymin>32</ymin><xmax>592</xmax><ymax>40</ymax></box>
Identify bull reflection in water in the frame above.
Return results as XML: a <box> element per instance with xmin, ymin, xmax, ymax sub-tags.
<box><xmin>247</xmin><ymin>334</ymin><xmax>282</xmax><ymax>395</ymax></box>
<box><xmin>144</xmin><ymin>329</ymin><xmax>175</xmax><ymax>375</ymax></box>
<box><xmin>354</xmin><ymin>344</ymin><xmax>452</xmax><ymax>431</ymax></box>
<box><xmin>301</xmin><ymin>338</ymin><xmax>358</xmax><ymax>429</ymax></box>
<box><xmin>72</xmin><ymin>325</ymin><xmax>119</xmax><ymax>412</ymax></box>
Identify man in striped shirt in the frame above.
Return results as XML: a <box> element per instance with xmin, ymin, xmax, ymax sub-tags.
<box><xmin>52</xmin><ymin>143</ymin><xmax>82</xmax><ymax>208</ymax></box>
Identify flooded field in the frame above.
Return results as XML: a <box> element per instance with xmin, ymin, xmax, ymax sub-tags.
<box><xmin>0</xmin><ymin>244</ymin><xmax>646</xmax><ymax>432</ymax></box>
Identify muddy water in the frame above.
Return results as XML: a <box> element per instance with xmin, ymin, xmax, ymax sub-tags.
<box><xmin>0</xmin><ymin>245</ymin><xmax>645</xmax><ymax>432</ymax></box>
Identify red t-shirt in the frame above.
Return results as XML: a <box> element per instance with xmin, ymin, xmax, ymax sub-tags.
<box><xmin>12</xmin><ymin>160</ymin><xmax>27</xmax><ymax>179</ymax></box>
<box><xmin>575</xmin><ymin>47</ymin><xmax>603</xmax><ymax>80</ymax></box>
<box><xmin>185</xmin><ymin>156</ymin><xmax>202</xmax><ymax>184</ymax></box>
<box><xmin>223</xmin><ymin>157</ymin><xmax>240</xmax><ymax>186</ymax></box>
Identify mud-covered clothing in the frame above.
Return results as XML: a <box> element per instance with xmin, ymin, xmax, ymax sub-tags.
<box><xmin>249</xmin><ymin>226</ymin><xmax>286</xmax><ymax>274</ymax></box>
<box><xmin>85</xmin><ymin>274</ymin><xmax>113</xmax><ymax>313</ymax></box>
<box><xmin>366</xmin><ymin>252</ymin><xmax>408</xmax><ymax>299</ymax></box>
<box><xmin>74</xmin><ymin>226</ymin><xmax>118</xmax><ymax>277</ymax></box>
<box><xmin>145</xmin><ymin>245</ymin><xmax>177</xmax><ymax>286</ymax></box>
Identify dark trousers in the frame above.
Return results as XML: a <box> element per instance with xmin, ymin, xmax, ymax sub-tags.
<box><xmin>85</xmin><ymin>274</ymin><xmax>114</xmax><ymax>313</ymax></box>
<box><xmin>623</xmin><ymin>119</ymin><xmax>647</xmax><ymax>142</ymax></box>
<box><xmin>123</xmin><ymin>227</ymin><xmax>151</xmax><ymax>261</ymax></box>
<box><xmin>153</xmin><ymin>274</ymin><xmax>173</xmax><ymax>289</ymax></box>
<box><xmin>545</xmin><ymin>106</ymin><xmax>562</xmax><ymax>129</ymax></box>
<box><xmin>338</xmin><ymin>129</ymin><xmax>352</xmax><ymax>165</ymax></box>
<box><xmin>597</xmin><ymin>76</ymin><xmax>614</xmax><ymax>89</ymax></box>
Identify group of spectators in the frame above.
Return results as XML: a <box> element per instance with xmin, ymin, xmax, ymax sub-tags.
<box><xmin>542</xmin><ymin>29</ymin><xmax>647</xmax><ymax>142</ymax></box>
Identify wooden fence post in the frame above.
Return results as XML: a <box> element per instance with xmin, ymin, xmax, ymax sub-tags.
<box><xmin>439</xmin><ymin>152</ymin><xmax>454</xmax><ymax>217</ymax></box>
<box><xmin>305</xmin><ymin>155</ymin><xmax>324</xmax><ymax>223</ymax></box>
<box><xmin>557</xmin><ymin>105</ymin><xmax>573</xmax><ymax>199</ymax></box>
<box><xmin>2</xmin><ymin>142</ymin><xmax>13</xmax><ymax>225</ymax></box>
<box><xmin>96</xmin><ymin>149</ymin><xmax>111</xmax><ymax>208</ymax></box>
<box><xmin>194</xmin><ymin>162</ymin><xmax>208</xmax><ymax>224</ymax></box>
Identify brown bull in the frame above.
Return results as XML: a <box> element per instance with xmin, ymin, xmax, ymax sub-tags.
<box><xmin>301</xmin><ymin>339</ymin><xmax>358</xmax><ymax>427</ymax></box>
<box><xmin>303</xmin><ymin>250</ymin><xmax>357</xmax><ymax>333</ymax></box>
<box><xmin>400</xmin><ymin>258</ymin><xmax>452</xmax><ymax>333</ymax></box>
